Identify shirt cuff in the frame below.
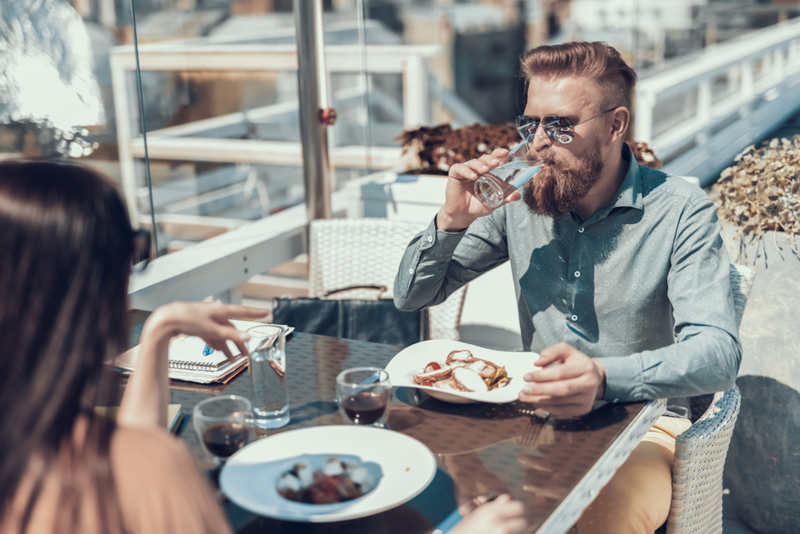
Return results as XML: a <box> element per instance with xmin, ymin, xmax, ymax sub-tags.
<box><xmin>599</xmin><ymin>355</ymin><xmax>643</xmax><ymax>403</ymax></box>
<box><xmin>422</xmin><ymin>215</ymin><xmax>468</xmax><ymax>259</ymax></box>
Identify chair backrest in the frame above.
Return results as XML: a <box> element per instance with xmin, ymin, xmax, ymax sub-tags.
<box><xmin>308</xmin><ymin>218</ymin><xmax>467</xmax><ymax>340</ymax></box>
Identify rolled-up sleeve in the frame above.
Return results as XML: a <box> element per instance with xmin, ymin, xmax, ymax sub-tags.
<box><xmin>394</xmin><ymin>212</ymin><xmax>510</xmax><ymax>311</ymax></box>
<box><xmin>602</xmin><ymin>196</ymin><xmax>742</xmax><ymax>402</ymax></box>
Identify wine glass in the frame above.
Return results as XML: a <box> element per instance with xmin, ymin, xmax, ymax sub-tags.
<box><xmin>336</xmin><ymin>367</ymin><xmax>391</xmax><ymax>428</ymax></box>
<box><xmin>193</xmin><ymin>395</ymin><xmax>252</xmax><ymax>465</ymax></box>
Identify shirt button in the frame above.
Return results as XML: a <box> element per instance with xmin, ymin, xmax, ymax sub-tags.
<box><xmin>571</xmin><ymin>315</ymin><xmax>578</xmax><ymax>321</ymax></box>
<box><xmin>427</xmin><ymin>235</ymin><xmax>433</xmax><ymax>242</ymax></box>
<box><xmin>408</xmin><ymin>268</ymin><xmax>414</xmax><ymax>274</ymax></box>
<box><xmin>578</xmin><ymin>228</ymin><xmax>585</xmax><ymax>233</ymax></box>
<box><xmin>574</xmin><ymin>271</ymin><xmax>581</xmax><ymax>278</ymax></box>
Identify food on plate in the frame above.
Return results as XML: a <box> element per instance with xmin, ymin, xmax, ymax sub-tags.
<box><xmin>277</xmin><ymin>457</ymin><xmax>377</xmax><ymax>505</ymax></box>
<box><xmin>412</xmin><ymin>350</ymin><xmax>510</xmax><ymax>392</ymax></box>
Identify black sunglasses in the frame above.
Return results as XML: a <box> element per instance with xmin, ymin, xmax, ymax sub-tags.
<box><xmin>515</xmin><ymin>107</ymin><xmax>617</xmax><ymax>144</ymax></box>
<box><xmin>132</xmin><ymin>228</ymin><xmax>151</xmax><ymax>272</ymax></box>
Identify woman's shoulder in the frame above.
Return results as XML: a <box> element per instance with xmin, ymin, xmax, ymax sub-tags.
<box><xmin>111</xmin><ymin>425</ymin><xmax>231</xmax><ymax>534</ymax></box>
<box><xmin>111</xmin><ymin>424</ymin><xmax>193</xmax><ymax>463</ymax></box>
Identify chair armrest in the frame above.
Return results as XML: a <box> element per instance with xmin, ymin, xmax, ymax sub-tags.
<box><xmin>667</xmin><ymin>386</ymin><xmax>741</xmax><ymax>534</ymax></box>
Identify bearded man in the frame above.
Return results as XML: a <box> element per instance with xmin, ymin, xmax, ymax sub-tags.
<box><xmin>394</xmin><ymin>42</ymin><xmax>741</xmax><ymax>533</ymax></box>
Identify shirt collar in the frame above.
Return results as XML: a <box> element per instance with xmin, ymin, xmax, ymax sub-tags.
<box><xmin>611</xmin><ymin>144</ymin><xmax>644</xmax><ymax>211</ymax></box>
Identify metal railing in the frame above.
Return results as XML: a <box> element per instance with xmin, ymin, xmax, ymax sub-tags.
<box><xmin>637</xmin><ymin>18</ymin><xmax>800</xmax><ymax>185</ymax></box>
<box><xmin>110</xmin><ymin>39</ymin><xmax>441</xmax><ymax>226</ymax></box>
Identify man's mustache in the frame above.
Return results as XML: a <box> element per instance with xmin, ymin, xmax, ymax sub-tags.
<box><xmin>530</xmin><ymin>149</ymin><xmax>559</xmax><ymax>166</ymax></box>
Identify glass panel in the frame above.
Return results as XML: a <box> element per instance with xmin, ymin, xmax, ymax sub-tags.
<box><xmin>121</xmin><ymin>0</ymin><xmax>305</xmax><ymax>255</ymax></box>
<box><xmin>0</xmin><ymin>0</ymin><xmax>122</xmax><ymax>180</ymax></box>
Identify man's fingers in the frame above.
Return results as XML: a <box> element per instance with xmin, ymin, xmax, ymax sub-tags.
<box><xmin>450</xmin><ymin>162</ymin><xmax>480</xmax><ymax>181</ymax></box>
<box><xmin>478</xmin><ymin>153</ymin><xmax>501</xmax><ymax>168</ymax></box>
<box><xmin>524</xmin><ymin>361</ymin><xmax>584</xmax><ymax>383</ymax></box>
<box><xmin>521</xmin><ymin>375</ymin><xmax>591</xmax><ymax>397</ymax></box>
<box><xmin>504</xmin><ymin>190</ymin><xmax>522</xmax><ymax>203</ymax></box>
<box><xmin>533</xmin><ymin>344</ymin><xmax>572</xmax><ymax>368</ymax></box>
<box><xmin>491</xmin><ymin>148</ymin><xmax>509</xmax><ymax>159</ymax></box>
<box><xmin>518</xmin><ymin>389</ymin><xmax>586</xmax><ymax>405</ymax></box>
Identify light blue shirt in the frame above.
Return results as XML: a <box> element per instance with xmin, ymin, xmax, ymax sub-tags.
<box><xmin>394</xmin><ymin>147</ymin><xmax>741</xmax><ymax>417</ymax></box>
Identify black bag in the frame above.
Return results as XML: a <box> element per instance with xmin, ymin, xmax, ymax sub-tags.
<box><xmin>272</xmin><ymin>285</ymin><xmax>429</xmax><ymax>348</ymax></box>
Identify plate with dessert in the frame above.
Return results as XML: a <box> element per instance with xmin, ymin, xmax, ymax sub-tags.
<box><xmin>385</xmin><ymin>340</ymin><xmax>540</xmax><ymax>404</ymax></box>
<box><xmin>219</xmin><ymin>426</ymin><xmax>436</xmax><ymax>522</ymax></box>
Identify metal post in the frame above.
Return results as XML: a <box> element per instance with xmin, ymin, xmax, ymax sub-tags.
<box><xmin>294</xmin><ymin>0</ymin><xmax>332</xmax><ymax>222</ymax></box>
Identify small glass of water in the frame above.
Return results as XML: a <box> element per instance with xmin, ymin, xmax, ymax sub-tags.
<box><xmin>246</xmin><ymin>325</ymin><xmax>290</xmax><ymax>429</ymax></box>
<box><xmin>473</xmin><ymin>140</ymin><xmax>543</xmax><ymax>209</ymax></box>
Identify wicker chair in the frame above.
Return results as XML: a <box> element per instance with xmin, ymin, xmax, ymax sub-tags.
<box><xmin>663</xmin><ymin>263</ymin><xmax>756</xmax><ymax>534</ymax></box>
<box><xmin>308</xmin><ymin>218</ymin><xmax>467</xmax><ymax>341</ymax></box>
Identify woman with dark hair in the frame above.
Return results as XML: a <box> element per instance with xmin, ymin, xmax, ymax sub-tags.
<box><xmin>0</xmin><ymin>159</ymin><xmax>265</xmax><ymax>533</ymax></box>
<box><xmin>0</xmin><ymin>160</ymin><xmax>527</xmax><ymax>534</ymax></box>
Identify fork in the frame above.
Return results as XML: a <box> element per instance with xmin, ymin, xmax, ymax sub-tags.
<box><xmin>517</xmin><ymin>408</ymin><xmax>551</xmax><ymax>448</ymax></box>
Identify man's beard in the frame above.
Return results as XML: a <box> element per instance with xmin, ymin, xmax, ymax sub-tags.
<box><xmin>522</xmin><ymin>137</ymin><xmax>605</xmax><ymax>219</ymax></box>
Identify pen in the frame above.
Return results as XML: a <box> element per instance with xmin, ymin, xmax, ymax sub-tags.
<box><xmin>202</xmin><ymin>343</ymin><xmax>214</xmax><ymax>356</ymax></box>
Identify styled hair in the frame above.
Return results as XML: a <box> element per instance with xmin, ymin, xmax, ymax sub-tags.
<box><xmin>0</xmin><ymin>160</ymin><xmax>133</xmax><ymax>533</ymax></box>
<box><xmin>520</xmin><ymin>41</ymin><xmax>637</xmax><ymax>111</ymax></box>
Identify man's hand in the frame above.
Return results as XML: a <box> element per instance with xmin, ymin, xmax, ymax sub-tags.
<box><xmin>518</xmin><ymin>342</ymin><xmax>607</xmax><ymax>417</ymax></box>
<box><xmin>437</xmin><ymin>148</ymin><xmax>521</xmax><ymax>231</ymax></box>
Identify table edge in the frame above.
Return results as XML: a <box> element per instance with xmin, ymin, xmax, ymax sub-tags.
<box><xmin>534</xmin><ymin>399</ymin><xmax>668</xmax><ymax>534</ymax></box>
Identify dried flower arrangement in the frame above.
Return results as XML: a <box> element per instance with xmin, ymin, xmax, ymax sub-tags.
<box><xmin>397</xmin><ymin>124</ymin><xmax>665</xmax><ymax>174</ymax></box>
<box><xmin>713</xmin><ymin>136</ymin><xmax>800</xmax><ymax>263</ymax></box>
<box><xmin>396</xmin><ymin>123</ymin><xmax>520</xmax><ymax>175</ymax></box>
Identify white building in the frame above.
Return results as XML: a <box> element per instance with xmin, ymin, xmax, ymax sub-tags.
<box><xmin>567</xmin><ymin>0</ymin><xmax>708</xmax><ymax>64</ymax></box>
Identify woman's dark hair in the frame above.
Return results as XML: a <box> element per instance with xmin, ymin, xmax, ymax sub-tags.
<box><xmin>0</xmin><ymin>160</ymin><xmax>133</xmax><ymax>532</ymax></box>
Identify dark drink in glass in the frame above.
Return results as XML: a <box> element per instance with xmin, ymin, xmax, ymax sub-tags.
<box><xmin>342</xmin><ymin>391</ymin><xmax>389</xmax><ymax>425</ymax></box>
<box><xmin>336</xmin><ymin>367</ymin><xmax>391</xmax><ymax>428</ymax></box>
<box><xmin>193</xmin><ymin>395</ymin><xmax>252</xmax><ymax>465</ymax></box>
<box><xmin>202</xmin><ymin>422</ymin><xmax>249</xmax><ymax>457</ymax></box>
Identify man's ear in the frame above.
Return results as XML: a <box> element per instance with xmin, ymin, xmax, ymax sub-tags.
<box><xmin>609</xmin><ymin>107</ymin><xmax>630</xmax><ymax>144</ymax></box>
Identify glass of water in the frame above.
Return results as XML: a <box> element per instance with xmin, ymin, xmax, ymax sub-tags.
<box><xmin>245</xmin><ymin>325</ymin><xmax>290</xmax><ymax>429</ymax></box>
<box><xmin>473</xmin><ymin>139</ymin><xmax>543</xmax><ymax>209</ymax></box>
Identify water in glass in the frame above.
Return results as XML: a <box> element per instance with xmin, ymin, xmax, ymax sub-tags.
<box><xmin>246</xmin><ymin>325</ymin><xmax>290</xmax><ymax>429</ymax></box>
<box><xmin>474</xmin><ymin>140</ymin><xmax>542</xmax><ymax>209</ymax></box>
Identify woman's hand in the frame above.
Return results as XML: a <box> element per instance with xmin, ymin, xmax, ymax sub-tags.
<box><xmin>119</xmin><ymin>302</ymin><xmax>268</xmax><ymax>429</ymax></box>
<box><xmin>450</xmin><ymin>494</ymin><xmax>527</xmax><ymax>534</ymax></box>
<box><xmin>143</xmin><ymin>301</ymin><xmax>268</xmax><ymax>362</ymax></box>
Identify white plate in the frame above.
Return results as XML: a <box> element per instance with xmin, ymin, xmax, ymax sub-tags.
<box><xmin>219</xmin><ymin>426</ymin><xmax>436</xmax><ymax>522</ymax></box>
<box><xmin>385</xmin><ymin>340</ymin><xmax>540</xmax><ymax>404</ymax></box>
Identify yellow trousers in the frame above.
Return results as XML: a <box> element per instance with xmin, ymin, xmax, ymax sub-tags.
<box><xmin>577</xmin><ymin>416</ymin><xmax>692</xmax><ymax>534</ymax></box>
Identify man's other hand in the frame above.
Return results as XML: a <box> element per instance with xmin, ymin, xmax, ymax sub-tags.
<box><xmin>518</xmin><ymin>342</ymin><xmax>607</xmax><ymax>417</ymax></box>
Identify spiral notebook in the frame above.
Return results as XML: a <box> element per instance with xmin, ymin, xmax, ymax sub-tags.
<box><xmin>168</xmin><ymin>335</ymin><xmax>241</xmax><ymax>372</ymax></box>
<box><xmin>115</xmin><ymin>321</ymin><xmax>292</xmax><ymax>384</ymax></box>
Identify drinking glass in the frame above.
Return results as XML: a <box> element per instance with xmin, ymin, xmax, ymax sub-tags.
<box><xmin>473</xmin><ymin>140</ymin><xmax>543</xmax><ymax>208</ymax></box>
<box><xmin>246</xmin><ymin>325</ymin><xmax>291</xmax><ymax>429</ymax></box>
<box><xmin>336</xmin><ymin>367</ymin><xmax>391</xmax><ymax>428</ymax></box>
<box><xmin>193</xmin><ymin>395</ymin><xmax>251</xmax><ymax>465</ymax></box>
